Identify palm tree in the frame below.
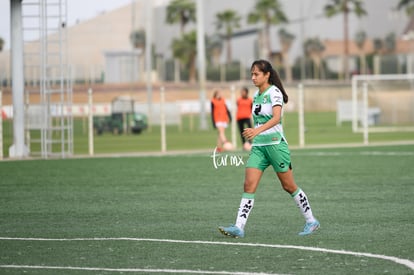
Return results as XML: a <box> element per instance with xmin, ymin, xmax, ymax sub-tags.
<box><xmin>304</xmin><ymin>38</ymin><xmax>325</xmax><ymax>79</ymax></box>
<box><xmin>372</xmin><ymin>33</ymin><xmax>397</xmax><ymax>74</ymax></box>
<box><xmin>129</xmin><ymin>29</ymin><xmax>146</xmax><ymax>50</ymax></box>
<box><xmin>129</xmin><ymin>29</ymin><xmax>146</xmax><ymax>81</ymax></box>
<box><xmin>397</xmin><ymin>0</ymin><xmax>414</xmax><ymax>15</ymax></box>
<box><xmin>247</xmin><ymin>0</ymin><xmax>288</xmax><ymax>59</ymax></box>
<box><xmin>172</xmin><ymin>30</ymin><xmax>197</xmax><ymax>82</ymax></box>
<box><xmin>166</xmin><ymin>0</ymin><xmax>196</xmax><ymax>34</ymax></box>
<box><xmin>354</xmin><ymin>30</ymin><xmax>367</xmax><ymax>74</ymax></box>
<box><xmin>166</xmin><ymin>0</ymin><xmax>196</xmax><ymax>83</ymax></box>
<box><xmin>373</xmin><ymin>38</ymin><xmax>383</xmax><ymax>54</ymax></box>
<box><xmin>215</xmin><ymin>9</ymin><xmax>241</xmax><ymax>64</ymax></box>
<box><xmin>278</xmin><ymin>28</ymin><xmax>295</xmax><ymax>83</ymax></box>
<box><xmin>372</xmin><ymin>38</ymin><xmax>383</xmax><ymax>74</ymax></box>
<box><xmin>398</xmin><ymin>1</ymin><xmax>414</xmax><ymax>74</ymax></box>
<box><xmin>384</xmin><ymin>33</ymin><xmax>397</xmax><ymax>54</ymax></box>
<box><xmin>324</xmin><ymin>0</ymin><xmax>367</xmax><ymax>80</ymax></box>
<box><xmin>384</xmin><ymin>33</ymin><xmax>399</xmax><ymax>73</ymax></box>
<box><xmin>207</xmin><ymin>33</ymin><xmax>223</xmax><ymax>66</ymax></box>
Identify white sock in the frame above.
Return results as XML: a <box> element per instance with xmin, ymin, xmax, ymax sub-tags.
<box><xmin>235</xmin><ymin>193</ymin><xmax>255</xmax><ymax>230</ymax></box>
<box><xmin>292</xmin><ymin>188</ymin><xmax>316</xmax><ymax>223</ymax></box>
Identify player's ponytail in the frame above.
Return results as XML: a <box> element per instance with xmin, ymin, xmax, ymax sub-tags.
<box><xmin>251</xmin><ymin>59</ymin><xmax>288</xmax><ymax>104</ymax></box>
<box><xmin>269</xmin><ymin>68</ymin><xmax>288</xmax><ymax>104</ymax></box>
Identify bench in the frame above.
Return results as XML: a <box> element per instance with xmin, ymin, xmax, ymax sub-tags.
<box><xmin>336</xmin><ymin>100</ymin><xmax>381</xmax><ymax>127</ymax></box>
<box><xmin>134</xmin><ymin>102</ymin><xmax>182</xmax><ymax>127</ymax></box>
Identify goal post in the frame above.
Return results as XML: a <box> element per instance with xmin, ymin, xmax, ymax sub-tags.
<box><xmin>352</xmin><ymin>74</ymin><xmax>414</xmax><ymax>143</ymax></box>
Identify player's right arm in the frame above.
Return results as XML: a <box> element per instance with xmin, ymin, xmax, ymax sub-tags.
<box><xmin>211</xmin><ymin>102</ymin><xmax>216</xmax><ymax>128</ymax></box>
<box><xmin>243</xmin><ymin>105</ymin><xmax>281</xmax><ymax>140</ymax></box>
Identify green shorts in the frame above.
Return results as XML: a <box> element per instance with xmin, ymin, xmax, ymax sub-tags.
<box><xmin>246</xmin><ymin>140</ymin><xmax>292</xmax><ymax>173</ymax></box>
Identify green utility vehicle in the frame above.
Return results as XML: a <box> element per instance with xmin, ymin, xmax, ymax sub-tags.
<box><xmin>93</xmin><ymin>112</ymin><xmax>148</xmax><ymax>135</ymax></box>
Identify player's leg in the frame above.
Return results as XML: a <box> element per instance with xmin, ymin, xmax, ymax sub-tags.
<box><xmin>242</xmin><ymin>119</ymin><xmax>252</xmax><ymax>145</ymax></box>
<box><xmin>215</xmin><ymin>125</ymin><xmax>226</xmax><ymax>150</ymax></box>
<box><xmin>216</xmin><ymin>133</ymin><xmax>221</xmax><ymax>150</ymax></box>
<box><xmin>277</xmin><ymin>169</ymin><xmax>315</xmax><ymax>221</ymax></box>
<box><xmin>219</xmin><ymin>147</ymin><xmax>267</xmax><ymax>238</ymax></box>
<box><xmin>268</xmin><ymin>142</ymin><xmax>320</xmax><ymax>235</ymax></box>
<box><xmin>245</xmin><ymin>118</ymin><xmax>252</xmax><ymax>129</ymax></box>
<box><xmin>237</xmin><ymin>167</ymin><xmax>263</xmax><ymax>225</ymax></box>
<box><xmin>277</xmin><ymin>170</ymin><xmax>320</xmax><ymax>235</ymax></box>
<box><xmin>217</xmin><ymin>125</ymin><xmax>227</xmax><ymax>144</ymax></box>
<box><xmin>237</xmin><ymin>119</ymin><xmax>246</xmax><ymax>143</ymax></box>
<box><xmin>219</xmin><ymin>168</ymin><xmax>263</xmax><ymax>238</ymax></box>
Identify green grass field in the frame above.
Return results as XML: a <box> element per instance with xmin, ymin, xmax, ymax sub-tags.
<box><xmin>2</xmin><ymin>111</ymin><xmax>414</xmax><ymax>156</ymax></box>
<box><xmin>1</xmin><ymin>144</ymin><xmax>413</xmax><ymax>274</ymax></box>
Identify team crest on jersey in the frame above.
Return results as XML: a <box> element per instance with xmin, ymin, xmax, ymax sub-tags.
<box><xmin>262</xmin><ymin>95</ymin><xmax>268</xmax><ymax>104</ymax></box>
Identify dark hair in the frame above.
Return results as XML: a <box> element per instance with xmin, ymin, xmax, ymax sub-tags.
<box><xmin>213</xmin><ymin>90</ymin><xmax>220</xmax><ymax>99</ymax></box>
<box><xmin>241</xmin><ymin>86</ymin><xmax>249</xmax><ymax>94</ymax></box>
<box><xmin>251</xmin><ymin>59</ymin><xmax>288</xmax><ymax>103</ymax></box>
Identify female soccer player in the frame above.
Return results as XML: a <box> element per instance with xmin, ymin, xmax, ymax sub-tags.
<box><xmin>211</xmin><ymin>90</ymin><xmax>231</xmax><ymax>151</ymax></box>
<box><xmin>236</xmin><ymin>87</ymin><xmax>253</xmax><ymax>150</ymax></box>
<box><xmin>219</xmin><ymin>60</ymin><xmax>320</xmax><ymax>237</ymax></box>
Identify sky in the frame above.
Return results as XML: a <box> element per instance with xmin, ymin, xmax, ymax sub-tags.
<box><xmin>0</xmin><ymin>0</ymin><xmax>408</xmax><ymax>55</ymax></box>
<box><xmin>0</xmin><ymin>0</ymin><xmax>133</xmax><ymax>49</ymax></box>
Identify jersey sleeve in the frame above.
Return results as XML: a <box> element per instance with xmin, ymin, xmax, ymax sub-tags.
<box><xmin>270</xmin><ymin>87</ymin><xmax>284</xmax><ymax>107</ymax></box>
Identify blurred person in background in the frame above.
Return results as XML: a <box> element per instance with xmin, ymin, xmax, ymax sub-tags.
<box><xmin>211</xmin><ymin>90</ymin><xmax>232</xmax><ymax>152</ymax></box>
<box><xmin>236</xmin><ymin>87</ymin><xmax>253</xmax><ymax>151</ymax></box>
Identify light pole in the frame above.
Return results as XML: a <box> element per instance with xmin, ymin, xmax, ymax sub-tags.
<box><xmin>10</xmin><ymin>0</ymin><xmax>27</xmax><ymax>158</ymax></box>
<box><xmin>300</xmin><ymin>1</ymin><xmax>306</xmax><ymax>81</ymax></box>
<box><xmin>196</xmin><ymin>0</ymin><xmax>207</xmax><ymax>130</ymax></box>
<box><xmin>145</xmin><ymin>1</ymin><xmax>153</xmax><ymax>122</ymax></box>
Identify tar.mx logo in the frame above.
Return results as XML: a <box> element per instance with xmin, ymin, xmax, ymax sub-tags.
<box><xmin>210</xmin><ymin>147</ymin><xmax>245</xmax><ymax>169</ymax></box>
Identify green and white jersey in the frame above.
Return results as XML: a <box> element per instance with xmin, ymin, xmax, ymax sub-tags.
<box><xmin>252</xmin><ymin>85</ymin><xmax>287</xmax><ymax>146</ymax></box>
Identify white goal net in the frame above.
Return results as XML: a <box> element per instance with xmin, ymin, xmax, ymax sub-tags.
<box><xmin>352</xmin><ymin>74</ymin><xmax>414</xmax><ymax>143</ymax></box>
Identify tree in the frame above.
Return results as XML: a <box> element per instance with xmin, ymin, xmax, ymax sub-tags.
<box><xmin>215</xmin><ymin>9</ymin><xmax>241</xmax><ymax>64</ymax></box>
<box><xmin>278</xmin><ymin>28</ymin><xmax>295</xmax><ymax>83</ymax></box>
<box><xmin>247</xmin><ymin>0</ymin><xmax>288</xmax><ymax>59</ymax></box>
<box><xmin>372</xmin><ymin>33</ymin><xmax>397</xmax><ymax>55</ymax></box>
<box><xmin>324</xmin><ymin>0</ymin><xmax>367</xmax><ymax>80</ymax></box>
<box><xmin>372</xmin><ymin>38</ymin><xmax>384</xmax><ymax>74</ymax></box>
<box><xmin>384</xmin><ymin>33</ymin><xmax>397</xmax><ymax>54</ymax></box>
<box><xmin>354</xmin><ymin>30</ymin><xmax>367</xmax><ymax>74</ymax></box>
<box><xmin>166</xmin><ymin>0</ymin><xmax>196</xmax><ymax>83</ymax></box>
<box><xmin>207</xmin><ymin>33</ymin><xmax>223</xmax><ymax>66</ymax></box>
<box><xmin>397</xmin><ymin>0</ymin><xmax>414</xmax><ymax>15</ymax></box>
<box><xmin>130</xmin><ymin>29</ymin><xmax>146</xmax><ymax>50</ymax></box>
<box><xmin>304</xmin><ymin>38</ymin><xmax>325</xmax><ymax>79</ymax></box>
<box><xmin>398</xmin><ymin>1</ymin><xmax>414</xmax><ymax>74</ymax></box>
<box><xmin>166</xmin><ymin>0</ymin><xmax>196</xmax><ymax>34</ymax></box>
<box><xmin>172</xmin><ymin>30</ymin><xmax>197</xmax><ymax>82</ymax></box>
<box><xmin>0</xmin><ymin>37</ymin><xmax>4</xmax><ymax>52</ymax></box>
<box><xmin>129</xmin><ymin>29</ymin><xmax>146</xmax><ymax>81</ymax></box>
<box><xmin>372</xmin><ymin>39</ymin><xmax>383</xmax><ymax>54</ymax></box>
<box><xmin>372</xmin><ymin>33</ymin><xmax>397</xmax><ymax>74</ymax></box>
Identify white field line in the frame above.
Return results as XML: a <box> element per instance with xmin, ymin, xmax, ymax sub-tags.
<box><xmin>293</xmin><ymin>151</ymin><xmax>414</xmax><ymax>156</ymax></box>
<box><xmin>0</xmin><ymin>265</ymin><xmax>286</xmax><ymax>275</ymax></box>
<box><xmin>0</xmin><ymin>237</ymin><xmax>413</xmax><ymax>271</ymax></box>
<box><xmin>2</xmin><ymin>140</ymin><xmax>414</xmax><ymax>162</ymax></box>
